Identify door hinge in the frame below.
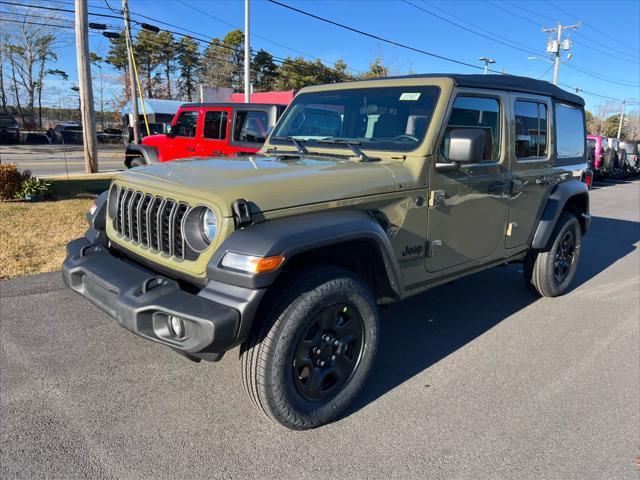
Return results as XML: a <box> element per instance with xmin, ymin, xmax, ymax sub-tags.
<box><xmin>428</xmin><ymin>190</ymin><xmax>445</xmax><ymax>207</ymax></box>
<box><xmin>506</xmin><ymin>222</ymin><xmax>519</xmax><ymax>237</ymax></box>
<box><xmin>427</xmin><ymin>240</ymin><xmax>443</xmax><ymax>258</ymax></box>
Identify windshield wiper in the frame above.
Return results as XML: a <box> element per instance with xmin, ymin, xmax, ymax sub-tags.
<box><xmin>316</xmin><ymin>139</ymin><xmax>372</xmax><ymax>162</ymax></box>
<box><xmin>270</xmin><ymin>136</ymin><xmax>308</xmax><ymax>156</ymax></box>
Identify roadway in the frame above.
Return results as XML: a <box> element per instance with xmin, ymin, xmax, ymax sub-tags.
<box><xmin>0</xmin><ymin>144</ymin><xmax>125</xmax><ymax>177</ymax></box>
<box><xmin>1</xmin><ymin>178</ymin><xmax>638</xmax><ymax>479</ymax></box>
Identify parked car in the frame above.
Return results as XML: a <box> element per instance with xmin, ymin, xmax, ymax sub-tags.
<box><xmin>124</xmin><ymin>103</ymin><xmax>286</xmax><ymax>168</ymax></box>
<box><xmin>619</xmin><ymin>140</ymin><xmax>639</xmax><ymax>173</ymax></box>
<box><xmin>63</xmin><ymin>74</ymin><xmax>590</xmax><ymax>429</ymax></box>
<box><xmin>54</xmin><ymin>122</ymin><xmax>83</xmax><ymax>144</ymax></box>
<box><xmin>586</xmin><ymin>134</ymin><xmax>609</xmax><ymax>173</ymax></box>
<box><xmin>0</xmin><ymin>113</ymin><xmax>20</xmax><ymax>143</ymax></box>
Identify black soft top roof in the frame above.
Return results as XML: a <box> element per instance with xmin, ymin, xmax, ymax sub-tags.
<box><xmin>363</xmin><ymin>73</ymin><xmax>585</xmax><ymax>106</ymax></box>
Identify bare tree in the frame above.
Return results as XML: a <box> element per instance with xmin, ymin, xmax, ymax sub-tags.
<box><xmin>1</xmin><ymin>6</ymin><xmax>62</xmax><ymax>127</ymax></box>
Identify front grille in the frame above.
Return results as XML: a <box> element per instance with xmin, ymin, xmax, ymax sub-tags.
<box><xmin>111</xmin><ymin>186</ymin><xmax>196</xmax><ymax>261</ymax></box>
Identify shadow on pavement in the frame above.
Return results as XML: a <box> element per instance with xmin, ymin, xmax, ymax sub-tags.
<box><xmin>345</xmin><ymin>214</ymin><xmax>639</xmax><ymax>419</ymax></box>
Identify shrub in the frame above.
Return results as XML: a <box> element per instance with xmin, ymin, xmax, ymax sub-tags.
<box><xmin>0</xmin><ymin>164</ymin><xmax>31</xmax><ymax>200</ymax></box>
<box><xmin>17</xmin><ymin>177</ymin><xmax>52</xmax><ymax>199</ymax></box>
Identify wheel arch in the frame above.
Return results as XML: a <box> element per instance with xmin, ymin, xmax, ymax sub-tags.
<box><xmin>124</xmin><ymin>144</ymin><xmax>159</xmax><ymax>168</ymax></box>
<box><xmin>531</xmin><ymin>180</ymin><xmax>590</xmax><ymax>250</ymax></box>
<box><xmin>207</xmin><ymin>209</ymin><xmax>404</xmax><ymax>302</ymax></box>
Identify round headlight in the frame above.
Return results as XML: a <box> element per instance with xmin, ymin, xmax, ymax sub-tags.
<box><xmin>183</xmin><ymin>206</ymin><xmax>217</xmax><ymax>253</ymax></box>
<box><xmin>201</xmin><ymin>208</ymin><xmax>217</xmax><ymax>244</ymax></box>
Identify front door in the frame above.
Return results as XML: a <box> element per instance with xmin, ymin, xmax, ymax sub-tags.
<box><xmin>426</xmin><ymin>91</ymin><xmax>510</xmax><ymax>273</ymax></box>
<box><xmin>167</xmin><ymin>109</ymin><xmax>200</xmax><ymax>160</ymax></box>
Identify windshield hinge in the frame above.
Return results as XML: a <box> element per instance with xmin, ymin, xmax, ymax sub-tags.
<box><xmin>233</xmin><ymin>199</ymin><xmax>253</xmax><ymax>228</ymax></box>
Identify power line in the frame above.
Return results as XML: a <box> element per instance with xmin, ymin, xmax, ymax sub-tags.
<box><xmin>173</xmin><ymin>0</ymin><xmax>360</xmax><ymax>76</ymax></box>
<box><xmin>563</xmin><ymin>63</ymin><xmax>640</xmax><ymax>88</ymax></box>
<box><xmin>266</xmin><ymin>0</ymin><xmax>489</xmax><ymax>72</ymax></box>
<box><xmin>422</xmin><ymin>0</ymin><xmax>543</xmax><ymax>55</ymax></box>
<box><xmin>402</xmin><ymin>0</ymin><xmax>541</xmax><ymax>57</ymax></box>
<box><xmin>544</xmin><ymin>0</ymin><xmax>640</xmax><ymax>55</ymax></box>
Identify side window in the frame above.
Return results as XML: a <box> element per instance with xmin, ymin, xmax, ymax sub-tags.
<box><xmin>234</xmin><ymin>110</ymin><xmax>269</xmax><ymax>143</ymax></box>
<box><xmin>556</xmin><ymin>104</ymin><xmax>585</xmax><ymax>158</ymax></box>
<box><xmin>515</xmin><ymin>100</ymin><xmax>547</xmax><ymax>159</ymax></box>
<box><xmin>173</xmin><ymin>111</ymin><xmax>198</xmax><ymax>137</ymax></box>
<box><xmin>442</xmin><ymin>96</ymin><xmax>500</xmax><ymax>162</ymax></box>
<box><xmin>203</xmin><ymin>111</ymin><xmax>228</xmax><ymax>140</ymax></box>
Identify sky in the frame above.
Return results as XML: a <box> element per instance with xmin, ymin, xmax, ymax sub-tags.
<box><xmin>29</xmin><ymin>0</ymin><xmax>640</xmax><ymax>114</ymax></box>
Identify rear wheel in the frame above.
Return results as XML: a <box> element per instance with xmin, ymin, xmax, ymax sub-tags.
<box><xmin>240</xmin><ymin>266</ymin><xmax>379</xmax><ymax>429</ymax></box>
<box><xmin>524</xmin><ymin>211</ymin><xmax>582</xmax><ymax>297</ymax></box>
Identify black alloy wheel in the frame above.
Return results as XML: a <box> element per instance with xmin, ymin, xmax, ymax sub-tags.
<box><xmin>554</xmin><ymin>230</ymin><xmax>576</xmax><ymax>283</ymax></box>
<box><xmin>293</xmin><ymin>304</ymin><xmax>364</xmax><ymax>401</ymax></box>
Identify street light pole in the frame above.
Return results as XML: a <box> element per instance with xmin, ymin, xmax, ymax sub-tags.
<box><xmin>74</xmin><ymin>0</ymin><xmax>98</xmax><ymax>173</ymax></box>
<box><xmin>478</xmin><ymin>57</ymin><xmax>495</xmax><ymax>75</ymax></box>
<box><xmin>244</xmin><ymin>0</ymin><xmax>251</xmax><ymax>103</ymax></box>
<box><xmin>617</xmin><ymin>100</ymin><xmax>626</xmax><ymax>140</ymax></box>
<box><xmin>122</xmin><ymin>0</ymin><xmax>140</xmax><ymax>144</ymax></box>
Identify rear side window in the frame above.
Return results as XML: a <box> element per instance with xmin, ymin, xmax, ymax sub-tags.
<box><xmin>203</xmin><ymin>111</ymin><xmax>228</xmax><ymax>140</ymax></box>
<box><xmin>442</xmin><ymin>96</ymin><xmax>501</xmax><ymax>162</ymax></box>
<box><xmin>515</xmin><ymin>100</ymin><xmax>547</xmax><ymax>159</ymax></box>
<box><xmin>234</xmin><ymin>110</ymin><xmax>269</xmax><ymax>143</ymax></box>
<box><xmin>173</xmin><ymin>111</ymin><xmax>198</xmax><ymax>137</ymax></box>
<box><xmin>556</xmin><ymin>104</ymin><xmax>585</xmax><ymax>158</ymax></box>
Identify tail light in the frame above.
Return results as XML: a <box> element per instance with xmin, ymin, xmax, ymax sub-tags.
<box><xmin>581</xmin><ymin>169</ymin><xmax>593</xmax><ymax>190</ymax></box>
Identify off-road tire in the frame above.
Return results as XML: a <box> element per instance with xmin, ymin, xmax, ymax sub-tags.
<box><xmin>524</xmin><ymin>211</ymin><xmax>582</xmax><ymax>297</ymax></box>
<box><xmin>240</xmin><ymin>266</ymin><xmax>379</xmax><ymax>430</ymax></box>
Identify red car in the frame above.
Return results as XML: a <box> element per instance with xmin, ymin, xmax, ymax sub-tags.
<box><xmin>125</xmin><ymin>103</ymin><xmax>286</xmax><ymax>168</ymax></box>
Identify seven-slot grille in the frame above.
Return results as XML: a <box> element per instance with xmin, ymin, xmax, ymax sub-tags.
<box><xmin>111</xmin><ymin>186</ymin><xmax>194</xmax><ymax>261</ymax></box>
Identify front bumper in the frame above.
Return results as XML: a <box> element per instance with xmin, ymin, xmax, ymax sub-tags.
<box><xmin>62</xmin><ymin>237</ymin><xmax>244</xmax><ymax>360</ymax></box>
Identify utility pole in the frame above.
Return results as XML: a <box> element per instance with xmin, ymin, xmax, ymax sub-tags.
<box><xmin>617</xmin><ymin>100</ymin><xmax>626</xmax><ymax>139</ymax></box>
<box><xmin>244</xmin><ymin>0</ymin><xmax>251</xmax><ymax>103</ymax></box>
<box><xmin>542</xmin><ymin>22</ymin><xmax>580</xmax><ymax>85</ymax></box>
<box><xmin>478</xmin><ymin>57</ymin><xmax>495</xmax><ymax>75</ymax></box>
<box><xmin>122</xmin><ymin>0</ymin><xmax>140</xmax><ymax>144</ymax></box>
<box><xmin>75</xmin><ymin>0</ymin><xmax>98</xmax><ymax>173</ymax></box>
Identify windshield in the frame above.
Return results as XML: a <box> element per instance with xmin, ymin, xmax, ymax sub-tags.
<box><xmin>270</xmin><ymin>86</ymin><xmax>440</xmax><ymax>152</ymax></box>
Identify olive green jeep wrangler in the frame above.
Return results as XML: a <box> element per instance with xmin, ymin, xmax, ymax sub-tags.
<box><xmin>63</xmin><ymin>74</ymin><xmax>591</xmax><ymax>429</ymax></box>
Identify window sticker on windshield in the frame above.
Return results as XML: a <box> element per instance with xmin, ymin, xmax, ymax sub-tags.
<box><xmin>399</xmin><ymin>92</ymin><xmax>421</xmax><ymax>101</ymax></box>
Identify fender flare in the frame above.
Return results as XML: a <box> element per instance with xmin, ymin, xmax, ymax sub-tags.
<box><xmin>124</xmin><ymin>144</ymin><xmax>159</xmax><ymax>168</ymax></box>
<box><xmin>531</xmin><ymin>180</ymin><xmax>589</xmax><ymax>249</ymax></box>
<box><xmin>207</xmin><ymin>209</ymin><xmax>404</xmax><ymax>299</ymax></box>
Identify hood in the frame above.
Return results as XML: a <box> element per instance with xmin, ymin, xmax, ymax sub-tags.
<box><xmin>115</xmin><ymin>155</ymin><xmax>398</xmax><ymax>216</ymax></box>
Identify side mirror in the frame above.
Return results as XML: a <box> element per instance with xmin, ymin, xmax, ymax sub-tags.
<box><xmin>166</xmin><ymin>125</ymin><xmax>175</xmax><ymax>138</ymax></box>
<box><xmin>436</xmin><ymin>128</ymin><xmax>487</xmax><ymax>172</ymax></box>
<box><xmin>448</xmin><ymin>128</ymin><xmax>487</xmax><ymax>163</ymax></box>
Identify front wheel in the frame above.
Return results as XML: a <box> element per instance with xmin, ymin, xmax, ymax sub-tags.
<box><xmin>524</xmin><ymin>211</ymin><xmax>582</xmax><ymax>297</ymax></box>
<box><xmin>240</xmin><ymin>266</ymin><xmax>379</xmax><ymax>429</ymax></box>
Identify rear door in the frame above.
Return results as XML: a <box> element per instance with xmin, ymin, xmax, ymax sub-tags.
<box><xmin>228</xmin><ymin>108</ymin><xmax>272</xmax><ymax>154</ymax></box>
<box><xmin>196</xmin><ymin>108</ymin><xmax>230</xmax><ymax>157</ymax></box>
<box><xmin>506</xmin><ymin>94</ymin><xmax>554</xmax><ymax>249</ymax></box>
<box><xmin>425</xmin><ymin>89</ymin><xmax>510</xmax><ymax>272</ymax></box>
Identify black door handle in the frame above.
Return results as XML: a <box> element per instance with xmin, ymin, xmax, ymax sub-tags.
<box><xmin>488</xmin><ymin>182</ymin><xmax>510</xmax><ymax>194</ymax></box>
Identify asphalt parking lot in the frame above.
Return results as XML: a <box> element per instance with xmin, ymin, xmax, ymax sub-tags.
<box><xmin>1</xmin><ymin>178</ymin><xmax>638</xmax><ymax>480</ymax></box>
<box><xmin>0</xmin><ymin>144</ymin><xmax>125</xmax><ymax>176</ymax></box>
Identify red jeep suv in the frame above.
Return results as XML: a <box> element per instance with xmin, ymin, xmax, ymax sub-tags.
<box><xmin>125</xmin><ymin>103</ymin><xmax>285</xmax><ymax>168</ymax></box>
